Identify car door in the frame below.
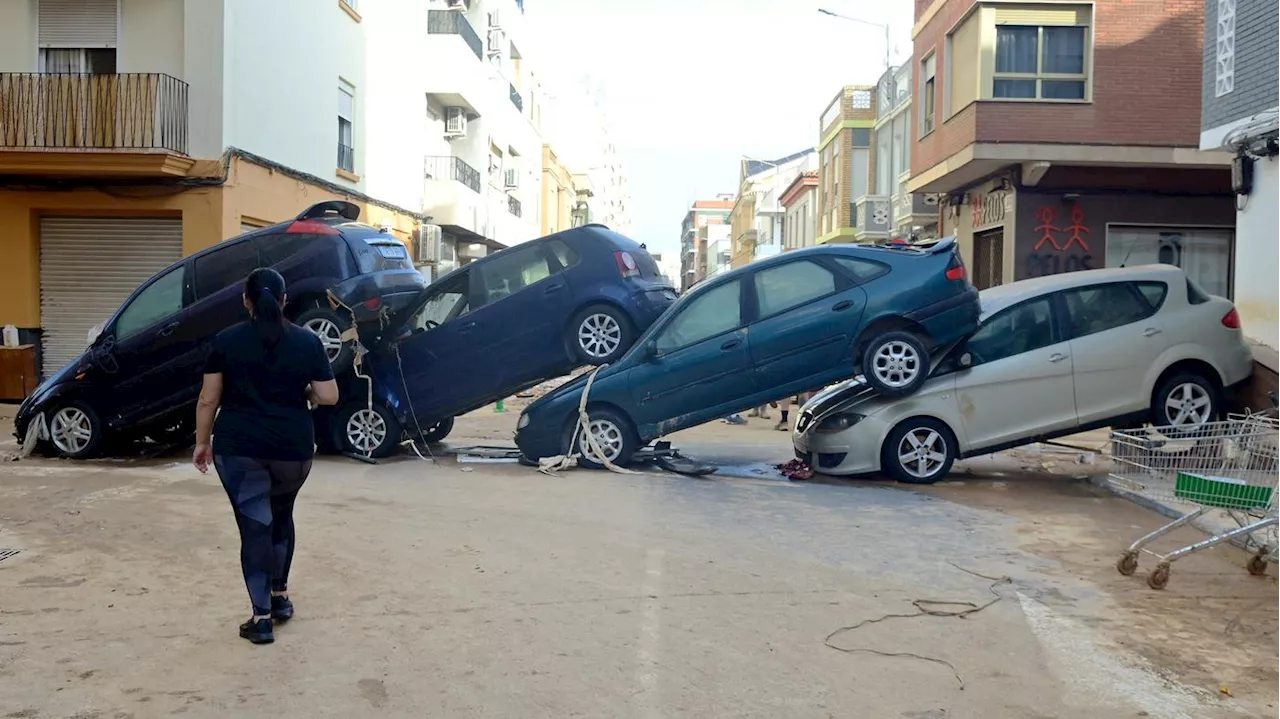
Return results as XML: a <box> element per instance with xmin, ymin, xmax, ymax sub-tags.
<box><xmin>1060</xmin><ymin>281</ymin><xmax>1170</xmax><ymax>424</ymax></box>
<box><xmin>747</xmin><ymin>257</ymin><xmax>867</xmax><ymax>395</ymax></box>
<box><xmin>627</xmin><ymin>278</ymin><xmax>753</xmax><ymax>430</ymax></box>
<box><xmin>104</xmin><ymin>262</ymin><xmax>194</xmax><ymax>423</ymax></box>
<box><xmin>392</xmin><ymin>270</ymin><xmax>485</xmax><ymax>418</ymax></box>
<box><xmin>472</xmin><ymin>242</ymin><xmax>572</xmax><ymax>386</ymax></box>
<box><xmin>951</xmin><ymin>295</ymin><xmax>1077</xmax><ymax>450</ymax></box>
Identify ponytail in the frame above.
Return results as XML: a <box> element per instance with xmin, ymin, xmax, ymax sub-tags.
<box><xmin>244</xmin><ymin>267</ymin><xmax>286</xmax><ymax>348</ymax></box>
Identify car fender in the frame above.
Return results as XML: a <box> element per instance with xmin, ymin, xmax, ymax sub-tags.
<box><xmin>1143</xmin><ymin>342</ymin><xmax>1229</xmax><ymax>397</ymax></box>
<box><xmin>285</xmin><ymin>275</ymin><xmax>346</xmax><ymax>312</ymax></box>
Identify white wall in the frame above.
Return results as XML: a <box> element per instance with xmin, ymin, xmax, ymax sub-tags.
<box><xmin>0</xmin><ymin>0</ymin><xmax>39</xmax><ymax>71</ymax></box>
<box><xmin>1235</xmin><ymin>155</ymin><xmax>1279</xmax><ymax>350</ymax></box>
<box><xmin>119</xmin><ymin>0</ymin><xmax>184</xmax><ymax>78</ymax></box>
<box><xmin>182</xmin><ymin>0</ymin><xmax>225</xmax><ymax>160</ymax></box>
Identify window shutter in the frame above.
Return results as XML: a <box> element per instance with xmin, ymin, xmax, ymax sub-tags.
<box><xmin>39</xmin><ymin>0</ymin><xmax>118</xmax><ymax>48</ymax></box>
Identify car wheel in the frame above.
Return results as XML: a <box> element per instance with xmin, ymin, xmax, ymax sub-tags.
<box><xmin>861</xmin><ymin>331</ymin><xmax>930</xmax><ymax>397</ymax></box>
<box><xmin>881</xmin><ymin>417</ymin><xmax>956</xmax><ymax>485</ymax></box>
<box><xmin>297</xmin><ymin>305</ymin><xmax>354</xmax><ymax>374</ymax></box>
<box><xmin>333</xmin><ymin>402</ymin><xmax>403</xmax><ymax>458</ymax></box>
<box><xmin>48</xmin><ymin>401</ymin><xmax>106</xmax><ymax>460</ymax></box>
<box><xmin>569</xmin><ymin>304</ymin><xmax>633</xmax><ymax>366</ymax></box>
<box><xmin>1151</xmin><ymin>372</ymin><xmax>1219</xmax><ymax>431</ymax></box>
<box><xmin>419</xmin><ymin>416</ymin><xmax>455</xmax><ymax>444</ymax></box>
<box><xmin>568</xmin><ymin>407</ymin><xmax>638</xmax><ymax>470</ymax></box>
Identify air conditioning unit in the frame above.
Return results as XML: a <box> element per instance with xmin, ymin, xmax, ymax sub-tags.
<box><xmin>444</xmin><ymin>107</ymin><xmax>467</xmax><ymax>138</ymax></box>
<box><xmin>415</xmin><ymin>223</ymin><xmax>443</xmax><ymax>264</ymax></box>
<box><xmin>504</xmin><ymin>168</ymin><xmax>518</xmax><ymax>188</ymax></box>
<box><xmin>487</xmin><ymin>28</ymin><xmax>505</xmax><ymax>57</ymax></box>
<box><xmin>488</xmin><ymin>9</ymin><xmax>501</xmax><ymax>28</ymax></box>
<box><xmin>446</xmin><ymin>0</ymin><xmax>470</xmax><ymax>10</ymax></box>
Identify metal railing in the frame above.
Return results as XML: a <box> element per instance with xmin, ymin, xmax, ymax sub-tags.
<box><xmin>424</xmin><ymin>155</ymin><xmax>480</xmax><ymax>193</ymax></box>
<box><xmin>0</xmin><ymin>72</ymin><xmax>188</xmax><ymax>153</ymax></box>
<box><xmin>507</xmin><ymin>194</ymin><xmax>522</xmax><ymax>217</ymax></box>
<box><xmin>337</xmin><ymin>143</ymin><xmax>355</xmax><ymax>173</ymax></box>
<box><xmin>509</xmin><ymin>83</ymin><xmax>523</xmax><ymax>112</ymax></box>
<box><xmin>428</xmin><ymin>9</ymin><xmax>483</xmax><ymax>60</ymax></box>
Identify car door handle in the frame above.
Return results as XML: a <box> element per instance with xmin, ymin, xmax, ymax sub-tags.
<box><xmin>721</xmin><ymin>338</ymin><xmax>741</xmax><ymax>351</ymax></box>
<box><xmin>545</xmin><ymin>284</ymin><xmax>563</xmax><ymax>294</ymax></box>
<box><xmin>458</xmin><ymin>322</ymin><xmax>476</xmax><ymax>333</ymax></box>
<box><xmin>832</xmin><ymin>300</ymin><xmax>854</xmax><ymax>312</ymax></box>
<box><xmin>157</xmin><ymin>321</ymin><xmax>180</xmax><ymax>338</ymax></box>
<box><xmin>1048</xmin><ymin>352</ymin><xmax>1068</xmax><ymax>363</ymax></box>
<box><xmin>1143</xmin><ymin>327</ymin><xmax>1162</xmax><ymax>337</ymax></box>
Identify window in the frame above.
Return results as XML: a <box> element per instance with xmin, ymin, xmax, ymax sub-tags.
<box><xmin>1105</xmin><ymin>227</ymin><xmax>1233</xmax><ymax>298</ymax></box>
<box><xmin>655</xmin><ymin>280</ymin><xmax>742</xmax><ymax>353</ymax></box>
<box><xmin>194</xmin><ymin>241</ymin><xmax>260</xmax><ymax>300</ymax></box>
<box><xmin>1062</xmin><ymin>283</ymin><xmax>1153</xmax><ymax>338</ymax></box>
<box><xmin>920</xmin><ymin>53</ymin><xmax>936</xmax><ymax>136</ymax></box>
<box><xmin>993</xmin><ymin>25</ymin><xmax>1087</xmax><ymax>100</ymax></box>
<box><xmin>546</xmin><ymin>239</ymin><xmax>579</xmax><ymax>270</ymax></box>
<box><xmin>1186</xmin><ymin>278</ymin><xmax>1212</xmax><ymax>305</ymax></box>
<box><xmin>965</xmin><ymin>297</ymin><xmax>1056</xmax><ymax>366</ymax></box>
<box><xmin>257</xmin><ymin>233</ymin><xmax>316</xmax><ymax>267</ymax></box>
<box><xmin>338</xmin><ymin>81</ymin><xmax>355</xmax><ymax>172</ymax></box>
<box><xmin>39</xmin><ymin>48</ymin><xmax>116</xmax><ymax>74</ymax></box>
<box><xmin>477</xmin><ymin>245</ymin><xmax>553</xmax><ymax>307</ymax></box>
<box><xmin>411</xmin><ymin>272</ymin><xmax>469</xmax><ymax>330</ymax></box>
<box><xmin>754</xmin><ymin>261</ymin><xmax>836</xmax><ymax>317</ymax></box>
<box><xmin>116</xmin><ymin>266</ymin><xmax>186</xmax><ymax>340</ymax></box>
<box><xmin>834</xmin><ymin>257</ymin><xmax>889</xmax><ymax>284</ymax></box>
<box><xmin>1135</xmin><ymin>281</ymin><xmax>1168</xmax><ymax>311</ymax></box>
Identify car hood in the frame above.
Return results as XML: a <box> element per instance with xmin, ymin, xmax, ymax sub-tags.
<box><xmin>525</xmin><ymin>365</ymin><xmax>623</xmax><ymax>414</ymax></box>
<box><xmin>797</xmin><ymin>371</ymin><xmax>958</xmax><ymax>435</ymax></box>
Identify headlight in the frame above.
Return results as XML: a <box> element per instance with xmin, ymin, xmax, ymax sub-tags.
<box><xmin>814</xmin><ymin>413</ymin><xmax>865</xmax><ymax>434</ymax></box>
<box><xmin>517</xmin><ymin>413</ymin><xmax>530</xmax><ymax>430</ymax></box>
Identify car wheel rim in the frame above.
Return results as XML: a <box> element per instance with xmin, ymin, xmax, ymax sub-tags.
<box><xmin>346</xmin><ymin>409</ymin><xmax>387</xmax><ymax>454</ymax></box>
<box><xmin>582</xmin><ymin>418</ymin><xmax>623</xmax><ymax>463</ymax></box>
<box><xmin>578</xmin><ymin>313</ymin><xmax>622</xmax><ymax>359</ymax></box>
<box><xmin>304</xmin><ymin>318</ymin><xmax>344</xmax><ymax>362</ymax></box>
<box><xmin>872</xmin><ymin>341</ymin><xmax>921</xmax><ymax>389</ymax></box>
<box><xmin>51</xmin><ymin>407</ymin><xmax>92</xmax><ymax>455</ymax></box>
<box><xmin>1165</xmin><ymin>382</ymin><xmax>1212</xmax><ymax>427</ymax></box>
<box><xmin>897</xmin><ymin>427</ymin><xmax>947</xmax><ymax>479</ymax></box>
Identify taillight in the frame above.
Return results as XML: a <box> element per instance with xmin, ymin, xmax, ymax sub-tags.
<box><xmin>945</xmin><ymin>266</ymin><xmax>966</xmax><ymax>281</ymax></box>
<box><xmin>1222</xmin><ymin>307</ymin><xmax>1241</xmax><ymax>329</ymax></box>
<box><xmin>614</xmin><ymin>250</ymin><xmax>639</xmax><ymax>278</ymax></box>
<box><xmin>363</xmin><ymin>297</ymin><xmax>382</xmax><ymax>311</ymax></box>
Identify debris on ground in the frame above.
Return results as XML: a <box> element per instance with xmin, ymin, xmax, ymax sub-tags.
<box><xmin>777</xmin><ymin>459</ymin><xmax>815</xmax><ymax>481</ymax></box>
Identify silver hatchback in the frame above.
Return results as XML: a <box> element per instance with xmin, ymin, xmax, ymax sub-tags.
<box><xmin>793</xmin><ymin>265</ymin><xmax>1255</xmax><ymax>484</ymax></box>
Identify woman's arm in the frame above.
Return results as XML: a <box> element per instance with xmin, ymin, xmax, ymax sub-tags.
<box><xmin>193</xmin><ymin>372</ymin><xmax>223</xmax><ymax>473</ymax></box>
<box><xmin>307</xmin><ymin>379</ymin><xmax>339</xmax><ymax>407</ymax></box>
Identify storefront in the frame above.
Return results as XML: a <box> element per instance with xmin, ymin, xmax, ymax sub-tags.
<box><xmin>938</xmin><ymin>177</ymin><xmax>1015</xmax><ymax>291</ymax></box>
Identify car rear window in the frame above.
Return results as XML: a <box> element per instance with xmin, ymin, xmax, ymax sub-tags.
<box><xmin>588</xmin><ymin>227</ymin><xmax>664</xmax><ymax>280</ymax></box>
<box><xmin>1186</xmin><ymin>277</ymin><xmax>1211</xmax><ymax>305</ymax></box>
<box><xmin>354</xmin><ymin>235</ymin><xmax>414</xmax><ymax>273</ymax></box>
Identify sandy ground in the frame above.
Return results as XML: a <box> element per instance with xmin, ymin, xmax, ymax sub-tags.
<box><xmin>0</xmin><ymin>403</ymin><xmax>1276</xmax><ymax>718</ymax></box>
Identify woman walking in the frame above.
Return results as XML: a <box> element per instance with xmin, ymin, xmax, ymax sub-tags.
<box><xmin>193</xmin><ymin>268</ymin><xmax>339</xmax><ymax>644</ymax></box>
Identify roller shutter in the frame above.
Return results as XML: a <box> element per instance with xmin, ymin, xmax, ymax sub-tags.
<box><xmin>39</xmin><ymin>216</ymin><xmax>182</xmax><ymax>377</ymax></box>
<box><xmin>38</xmin><ymin>0</ymin><xmax>119</xmax><ymax>47</ymax></box>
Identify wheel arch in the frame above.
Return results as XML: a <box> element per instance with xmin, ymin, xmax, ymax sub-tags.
<box><xmin>563</xmin><ymin>299</ymin><xmax>638</xmax><ymax>358</ymax></box>
<box><xmin>853</xmin><ymin>315</ymin><xmax>931</xmax><ymax>361</ymax></box>
<box><xmin>1149</xmin><ymin>358</ymin><xmax>1224</xmax><ymax>403</ymax></box>
<box><xmin>878</xmin><ymin>413</ymin><xmax>960</xmax><ymax>472</ymax></box>
<box><xmin>560</xmin><ymin>399</ymin><xmax>639</xmax><ymax>443</ymax></box>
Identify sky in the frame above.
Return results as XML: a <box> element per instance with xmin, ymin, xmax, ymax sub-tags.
<box><xmin>528</xmin><ymin>0</ymin><xmax>914</xmax><ymax>256</ymax></box>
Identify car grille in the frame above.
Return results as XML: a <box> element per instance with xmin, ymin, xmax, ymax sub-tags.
<box><xmin>817</xmin><ymin>452</ymin><xmax>847</xmax><ymax>469</ymax></box>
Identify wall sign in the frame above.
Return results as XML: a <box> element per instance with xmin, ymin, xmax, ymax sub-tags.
<box><xmin>1024</xmin><ymin>203</ymin><xmax>1096</xmax><ymax>277</ymax></box>
<box><xmin>969</xmin><ymin>191</ymin><xmax>1008</xmax><ymax>230</ymax></box>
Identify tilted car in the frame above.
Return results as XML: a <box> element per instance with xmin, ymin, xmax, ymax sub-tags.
<box><xmin>514</xmin><ymin>239</ymin><xmax>980</xmax><ymax>468</ymax></box>
<box><xmin>793</xmin><ymin>265</ymin><xmax>1255</xmax><ymax>484</ymax></box>
<box><xmin>14</xmin><ymin>201</ymin><xmax>426</xmax><ymax>459</ymax></box>
<box><xmin>321</xmin><ymin>224</ymin><xmax>676</xmax><ymax>457</ymax></box>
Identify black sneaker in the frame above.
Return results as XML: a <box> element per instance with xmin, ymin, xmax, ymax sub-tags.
<box><xmin>239</xmin><ymin>617</ymin><xmax>274</xmax><ymax>644</ymax></box>
<box><xmin>271</xmin><ymin>595</ymin><xmax>294</xmax><ymax>622</ymax></box>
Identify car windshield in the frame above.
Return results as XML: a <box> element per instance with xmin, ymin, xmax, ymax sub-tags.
<box><xmin>408</xmin><ymin>273</ymin><xmax>469</xmax><ymax>330</ymax></box>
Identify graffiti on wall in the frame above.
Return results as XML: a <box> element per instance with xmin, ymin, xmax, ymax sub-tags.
<box><xmin>969</xmin><ymin>191</ymin><xmax>1008</xmax><ymax>230</ymax></box>
<box><xmin>1024</xmin><ymin>203</ymin><xmax>1096</xmax><ymax>278</ymax></box>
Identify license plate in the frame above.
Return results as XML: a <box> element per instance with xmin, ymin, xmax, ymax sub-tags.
<box><xmin>376</xmin><ymin>244</ymin><xmax>407</xmax><ymax>259</ymax></box>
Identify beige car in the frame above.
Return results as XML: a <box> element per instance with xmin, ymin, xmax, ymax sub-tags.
<box><xmin>793</xmin><ymin>265</ymin><xmax>1255</xmax><ymax>484</ymax></box>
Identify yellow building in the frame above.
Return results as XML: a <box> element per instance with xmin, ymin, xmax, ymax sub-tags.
<box><xmin>816</xmin><ymin>85</ymin><xmax>878</xmax><ymax>244</ymax></box>
<box><xmin>540</xmin><ymin>145</ymin><xmax>575</xmax><ymax>236</ymax></box>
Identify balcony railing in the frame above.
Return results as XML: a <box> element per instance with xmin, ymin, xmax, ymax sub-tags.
<box><xmin>509</xmin><ymin>84</ymin><xmax>523</xmax><ymax>112</ymax></box>
<box><xmin>428</xmin><ymin>9</ymin><xmax>482</xmax><ymax>60</ymax></box>
<box><xmin>0</xmin><ymin>72</ymin><xmax>188</xmax><ymax>154</ymax></box>
<box><xmin>507</xmin><ymin>194</ymin><xmax>522</xmax><ymax>218</ymax></box>
<box><xmin>424</xmin><ymin>155</ymin><xmax>481</xmax><ymax>193</ymax></box>
<box><xmin>854</xmin><ymin>195</ymin><xmax>892</xmax><ymax>236</ymax></box>
<box><xmin>338</xmin><ymin>143</ymin><xmax>354</xmax><ymax>173</ymax></box>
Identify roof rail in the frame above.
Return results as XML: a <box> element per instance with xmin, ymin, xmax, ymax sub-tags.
<box><xmin>296</xmin><ymin>200</ymin><xmax>360</xmax><ymax>222</ymax></box>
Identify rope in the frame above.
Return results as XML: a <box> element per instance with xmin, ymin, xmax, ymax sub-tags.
<box><xmin>538</xmin><ymin>365</ymin><xmax>638</xmax><ymax>477</ymax></box>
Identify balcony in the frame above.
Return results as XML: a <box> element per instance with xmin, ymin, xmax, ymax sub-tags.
<box><xmin>424</xmin><ymin>155</ymin><xmax>485</xmax><ymax>232</ymax></box>
<box><xmin>337</xmin><ymin>143</ymin><xmax>355</xmax><ymax>174</ymax></box>
<box><xmin>892</xmin><ymin>186</ymin><xmax>939</xmax><ymax>231</ymax></box>
<box><xmin>509</xmin><ymin>84</ymin><xmax>523</xmax><ymax>113</ymax></box>
<box><xmin>507</xmin><ymin>194</ymin><xmax>522</xmax><ymax>218</ymax></box>
<box><xmin>424</xmin><ymin>155</ymin><xmax>480</xmax><ymax>192</ymax></box>
<box><xmin>427</xmin><ymin>10</ymin><xmax>482</xmax><ymax>60</ymax></box>
<box><xmin>853</xmin><ymin>195</ymin><xmax>892</xmax><ymax>240</ymax></box>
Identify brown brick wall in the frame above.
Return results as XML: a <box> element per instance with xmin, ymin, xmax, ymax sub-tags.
<box><xmin>913</xmin><ymin>0</ymin><xmax>1206</xmax><ymax>177</ymax></box>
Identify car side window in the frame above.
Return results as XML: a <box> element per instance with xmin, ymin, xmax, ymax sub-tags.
<box><xmin>115</xmin><ymin>265</ymin><xmax>186</xmax><ymax>340</ymax></box>
<box><xmin>1063</xmin><ymin>283</ymin><xmax>1153</xmax><ymax>338</ymax></box>
<box><xmin>1135</xmin><ymin>281</ymin><xmax>1168</xmax><ymax>311</ymax></box>
<box><xmin>257</xmin><ymin>233</ymin><xmax>316</xmax><ymax>267</ymax></box>
<box><xmin>965</xmin><ymin>297</ymin><xmax>1056</xmax><ymax>367</ymax></box>
<box><xmin>655</xmin><ymin>279</ymin><xmax>742</xmax><ymax>353</ymax></box>
<box><xmin>1185</xmin><ymin>277</ymin><xmax>1211</xmax><ymax>305</ymax></box>
<box><xmin>411</xmin><ymin>271</ymin><xmax>469</xmax><ymax>330</ymax></box>
<box><xmin>476</xmin><ymin>245</ymin><xmax>553</xmax><ymax>308</ymax></box>
<box><xmin>547</xmin><ymin>239</ymin><xmax>580</xmax><ymax>271</ymax></box>
<box><xmin>833</xmin><ymin>256</ymin><xmax>890</xmax><ymax>284</ymax></box>
<box><xmin>194</xmin><ymin>240</ymin><xmax>261</xmax><ymax>300</ymax></box>
<box><xmin>753</xmin><ymin>260</ymin><xmax>836</xmax><ymax>318</ymax></box>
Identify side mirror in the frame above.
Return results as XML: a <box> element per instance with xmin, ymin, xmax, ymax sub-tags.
<box><xmin>958</xmin><ymin>352</ymin><xmax>973</xmax><ymax>368</ymax></box>
<box><xmin>87</xmin><ymin>322</ymin><xmax>105</xmax><ymax>345</ymax></box>
<box><xmin>644</xmin><ymin>340</ymin><xmax>659</xmax><ymax>360</ymax></box>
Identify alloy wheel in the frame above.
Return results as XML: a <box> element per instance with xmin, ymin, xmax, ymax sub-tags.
<box><xmin>304</xmin><ymin>317</ymin><xmax>344</xmax><ymax>363</ymax></box>
<box><xmin>1164</xmin><ymin>382</ymin><xmax>1212</xmax><ymax>427</ymax></box>
<box><xmin>896</xmin><ymin>427</ymin><xmax>947</xmax><ymax>480</ymax></box>
<box><xmin>578</xmin><ymin>313</ymin><xmax>622</xmax><ymax>360</ymax></box>
<box><xmin>51</xmin><ymin>407</ymin><xmax>93</xmax><ymax>455</ymax></box>
<box><xmin>346</xmin><ymin>409</ymin><xmax>388</xmax><ymax>455</ymax></box>
<box><xmin>583</xmin><ymin>418</ymin><xmax>624</xmax><ymax>463</ymax></box>
<box><xmin>872</xmin><ymin>341</ymin><xmax>921</xmax><ymax>389</ymax></box>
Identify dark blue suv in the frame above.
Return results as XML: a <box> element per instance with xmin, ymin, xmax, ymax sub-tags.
<box><xmin>323</xmin><ymin>224</ymin><xmax>676</xmax><ymax>457</ymax></box>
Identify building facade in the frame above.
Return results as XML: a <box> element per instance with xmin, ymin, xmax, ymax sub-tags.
<box><xmin>728</xmin><ymin>150</ymin><xmax>816</xmax><ymax>268</ymax></box>
<box><xmin>540</xmin><ymin>144</ymin><xmax>576</xmax><ymax>236</ymax></box>
<box><xmin>910</xmin><ymin>0</ymin><xmax>1234</xmax><ymax>292</ymax></box>
<box><xmin>703</xmin><ymin>224</ymin><xmax>732</xmax><ymax>280</ymax></box>
<box><xmin>678</xmin><ymin>198</ymin><xmax>733</xmax><ymax>290</ymax></box>
<box><xmin>540</xmin><ymin>75</ymin><xmax>631</xmax><ymax>235</ymax></box>
<box><xmin>816</xmin><ymin>86</ymin><xmax>876</xmax><ymax>244</ymax></box>
<box><xmin>1199</xmin><ymin>0</ymin><xmax>1279</xmax><ymax>404</ymax></box>
<box><xmin>780</xmin><ymin>170</ymin><xmax>819</xmax><ymax>251</ymax></box>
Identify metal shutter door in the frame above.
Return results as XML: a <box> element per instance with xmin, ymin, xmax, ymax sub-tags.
<box><xmin>39</xmin><ymin>217</ymin><xmax>182</xmax><ymax>377</ymax></box>
<box><xmin>38</xmin><ymin>0</ymin><xmax>118</xmax><ymax>47</ymax></box>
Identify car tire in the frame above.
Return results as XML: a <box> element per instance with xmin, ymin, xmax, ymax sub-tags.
<box><xmin>418</xmin><ymin>416</ymin><xmax>455</xmax><ymax>444</ymax></box>
<box><xmin>332</xmin><ymin>401</ymin><xmax>403</xmax><ymax>458</ymax></box>
<box><xmin>1151</xmin><ymin>371</ymin><xmax>1219</xmax><ymax>431</ymax></box>
<box><xmin>881</xmin><ymin>417</ymin><xmax>956</xmax><ymax>485</ymax></box>
<box><xmin>297</xmin><ymin>305</ymin><xmax>355</xmax><ymax>374</ymax></box>
<box><xmin>47</xmin><ymin>400</ymin><xmax>106</xmax><ymax>460</ymax></box>
<box><xmin>567</xmin><ymin>407</ymin><xmax>638</xmax><ymax>470</ymax></box>
<box><xmin>568</xmin><ymin>304</ymin><xmax>633</xmax><ymax>366</ymax></box>
<box><xmin>861</xmin><ymin>330</ymin><xmax>930</xmax><ymax>397</ymax></box>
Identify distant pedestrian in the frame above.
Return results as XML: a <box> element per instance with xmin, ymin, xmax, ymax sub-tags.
<box><xmin>192</xmin><ymin>268</ymin><xmax>339</xmax><ymax>645</ymax></box>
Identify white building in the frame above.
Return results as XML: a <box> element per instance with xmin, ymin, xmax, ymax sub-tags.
<box><xmin>742</xmin><ymin>151</ymin><xmax>818</xmax><ymax>263</ymax></box>
<box><xmin>704</xmin><ymin>224</ymin><xmax>732</xmax><ymax>278</ymax></box>
<box><xmin>541</xmin><ymin>75</ymin><xmax>631</xmax><ymax>235</ymax></box>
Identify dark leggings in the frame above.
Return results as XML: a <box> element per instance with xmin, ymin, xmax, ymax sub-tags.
<box><xmin>213</xmin><ymin>455</ymin><xmax>312</xmax><ymax>617</ymax></box>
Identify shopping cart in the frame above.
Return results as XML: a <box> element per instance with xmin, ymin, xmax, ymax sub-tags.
<box><xmin>1109</xmin><ymin>409</ymin><xmax>1279</xmax><ymax>589</ymax></box>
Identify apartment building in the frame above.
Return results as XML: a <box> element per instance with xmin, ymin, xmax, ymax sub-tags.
<box><xmin>911</xmin><ymin>0</ymin><xmax>1234</xmax><ymax>292</ymax></box>
<box><xmin>540</xmin><ymin>144</ymin><xmax>575</xmax><ymax>236</ymax></box>
<box><xmin>816</xmin><ymin>86</ymin><xmax>876</xmax><ymax>244</ymax></box>
<box><xmin>540</xmin><ymin>75</ymin><xmax>631</xmax><ymax>235</ymax></box>
<box><xmin>0</xmin><ymin>0</ymin><xmax>421</xmax><ymax>378</ymax></box>
<box><xmin>780</xmin><ymin>171</ymin><xmax>819</xmax><ymax>251</ymax></box>
<box><xmin>703</xmin><ymin>224</ymin><xmax>733</xmax><ymax>280</ymax></box>
<box><xmin>1199</xmin><ymin>0</ymin><xmax>1279</xmax><ymax>405</ymax></box>
<box><xmin>678</xmin><ymin>197</ymin><xmax>733</xmax><ymax>290</ymax></box>
<box><xmin>728</xmin><ymin>150</ymin><xmax>816</xmax><ymax>268</ymax></box>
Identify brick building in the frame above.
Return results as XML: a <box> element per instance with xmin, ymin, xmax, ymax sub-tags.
<box><xmin>816</xmin><ymin>86</ymin><xmax>877</xmax><ymax>244</ymax></box>
<box><xmin>909</xmin><ymin>0</ymin><xmax>1235</xmax><ymax>292</ymax></box>
<box><xmin>678</xmin><ymin>197</ymin><xmax>733</xmax><ymax>291</ymax></box>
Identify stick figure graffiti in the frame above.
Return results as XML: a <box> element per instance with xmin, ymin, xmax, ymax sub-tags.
<box><xmin>1033</xmin><ymin>206</ymin><xmax>1061</xmax><ymax>250</ymax></box>
<box><xmin>1062</xmin><ymin>204</ymin><xmax>1091</xmax><ymax>251</ymax></box>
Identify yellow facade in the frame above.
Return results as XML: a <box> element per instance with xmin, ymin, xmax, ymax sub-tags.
<box><xmin>728</xmin><ymin>186</ymin><xmax>757</xmax><ymax>269</ymax></box>
<box><xmin>540</xmin><ymin>145</ymin><xmax>575</xmax><ymax>236</ymax></box>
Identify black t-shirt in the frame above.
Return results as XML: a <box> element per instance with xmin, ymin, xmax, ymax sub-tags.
<box><xmin>204</xmin><ymin>322</ymin><xmax>334</xmax><ymax>461</ymax></box>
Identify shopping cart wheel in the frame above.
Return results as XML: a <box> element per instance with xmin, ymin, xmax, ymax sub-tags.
<box><xmin>1246</xmin><ymin>554</ymin><xmax>1270</xmax><ymax>576</ymax></box>
<box><xmin>1147</xmin><ymin>564</ymin><xmax>1171</xmax><ymax>590</ymax></box>
<box><xmin>1116</xmin><ymin>552</ymin><xmax>1139</xmax><ymax>576</ymax></box>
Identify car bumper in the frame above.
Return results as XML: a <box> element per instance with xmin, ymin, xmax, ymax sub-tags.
<box><xmin>514</xmin><ymin>415</ymin><xmax>565</xmax><ymax>461</ymax></box>
<box><xmin>330</xmin><ymin>270</ymin><xmax>428</xmax><ymax>323</ymax></box>
<box><xmin>907</xmin><ymin>288</ymin><xmax>981</xmax><ymax>347</ymax></box>
<box><xmin>792</xmin><ymin>415</ymin><xmax>889</xmax><ymax>476</ymax></box>
<box><xmin>1223</xmin><ymin>339</ymin><xmax>1257</xmax><ymax>388</ymax></box>
<box><xmin>630</xmin><ymin>287</ymin><xmax>677</xmax><ymax>327</ymax></box>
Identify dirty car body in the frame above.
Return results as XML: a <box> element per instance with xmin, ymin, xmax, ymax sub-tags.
<box><xmin>794</xmin><ymin>265</ymin><xmax>1255</xmax><ymax>484</ymax></box>
<box><xmin>13</xmin><ymin>201</ymin><xmax>426</xmax><ymax>459</ymax></box>
<box><xmin>515</xmin><ymin>239</ymin><xmax>980</xmax><ymax>466</ymax></box>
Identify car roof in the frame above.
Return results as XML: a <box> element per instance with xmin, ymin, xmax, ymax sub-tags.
<box><xmin>978</xmin><ymin>264</ymin><xmax>1187</xmax><ymax>316</ymax></box>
